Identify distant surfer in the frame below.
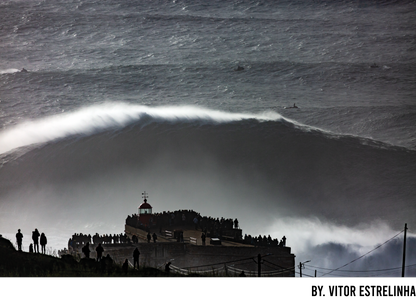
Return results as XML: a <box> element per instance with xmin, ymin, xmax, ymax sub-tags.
<box><xmin>370</xmin><ymin>63</ymin><xmax>378</xmax><ymax>68</ymax></box>
<box><xmin>284</xmin><ymin>103</ymin><xmax>299</xmax><ymax>109</ymax></box>
<box><xmin>235</xmin><ymin>65</ymin><xmax>244</xmax><ymax>71</ymax></box>
<box><xmin>20</xmin><ymin>68</ymin><xmax>28</xmax><ymax>73</ymax></box>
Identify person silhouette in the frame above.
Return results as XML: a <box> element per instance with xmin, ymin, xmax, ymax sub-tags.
<box><xmin>82</xmin><ymin>242</ymin><xmax>91</xmax><ymax>258</ymax></box>
<box><xmin>165</xmin><ymin>262</ymin><xmax>171</xmax><ymax>274</ymax></box>
<box><xmin>96</xmin><ymin>243</ymin><xmax>104</xmax><ymax>262</ymax></box>
<box><xmin>40</xmin><ymin>233</ymin><xmax>47</xmax><ymax>254</ymax></box>
<box><xmin>133</xmin><ymin>248</ymin><xmax>140</xmax><ymax>269</ymax></box>
<box><xmin>16</xmin><ymin>229</ymin><xmax>23</xmax><ymax>251</ymax></box>
<box><xmin>32</xmin><ymin>229</ymin><xmax>40</xmax><ymax>253</ymax></box>
<box><xmin>122</xmin><ymin>259</ymin><xmax>129</xmax><ymax>274</ymax></box>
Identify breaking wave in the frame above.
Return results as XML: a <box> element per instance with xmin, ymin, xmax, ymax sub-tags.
<box><xmin>0</xmin><ymin>103</ymin><xmax>287</xmax><ymax>155</ymax></box>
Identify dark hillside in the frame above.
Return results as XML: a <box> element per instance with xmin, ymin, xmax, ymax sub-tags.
<box><xmin>0</xmin><ymin>236</ymin><xmax>182</xmax><ymax>277</ymax></box>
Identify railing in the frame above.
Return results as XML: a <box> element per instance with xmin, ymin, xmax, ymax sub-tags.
<box><xmin>162</xmin><ymin>230</ymin><xmax>197</xmax><ymax>245</ymax></box>
<box><xmin>163</xmin><ymin>230</ymin><xmax>173</xmax><ymax>238</ymax></box>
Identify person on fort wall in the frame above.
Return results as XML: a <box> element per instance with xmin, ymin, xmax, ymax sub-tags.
<box><xmin>193</xmin><ymin>216</ymin><xmax>198</xmax><ymax>230</ymax></box>
<box><xmin>152</xmin><ymin>233</ymin><xmax>157</xmax><ymax>243</ymax></box>
<box><xmin>147</xmin><ymin>232</ymin><xmax>151</xmax><ymax>243</ymax></box>
<box><xmin>201</xmin><ymin>232</ymin><xmax>206</xmax><ymax>246</ymax></box>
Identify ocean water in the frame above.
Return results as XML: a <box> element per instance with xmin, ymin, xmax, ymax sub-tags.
<box><xmin>0</xmin><ymin>0</ymin><xmax>416</xmax><ymax>277</ymax></box>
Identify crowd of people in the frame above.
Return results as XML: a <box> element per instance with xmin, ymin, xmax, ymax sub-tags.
<box><xmin>126</xmin><ymin>209</ymin><xmax>240</xmax><ymax>239</ymax></box>
<box><xmin>68</xmin><ymin>232</ymin><xmax>131</xmax><ymax>249</ymax></box>
<box><xmin>243</xmin><ymin>234</ymin><xmax>286</xmax><ymax>247</ymax></box>
<box><xmin>125</xmin><ymin>209</ymin><xmax>287</xmax><ymax>247</ymax></box>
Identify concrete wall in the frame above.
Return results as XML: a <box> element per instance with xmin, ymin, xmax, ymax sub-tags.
<box><xmin>101</xmin><ymin>241</ymin><xmax>295</xmax><ymax>277</ymax></box>
<box><xmin>72</xmin><ymin>225</ymin><xmax>296</xmax><ymax>276</ymax></box>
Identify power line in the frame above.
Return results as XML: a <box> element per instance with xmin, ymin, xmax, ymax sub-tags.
<box><xmin>306</xmin><ymin>263</ymin><xmax>416</xmax><ymax>273</ymax></box>
<box><xmin>319</xmin><ymin>229</ymin><xmax>404</xmax><ymax>277</ymax></box>
<box><xmin>181</xmin><ymin>255</ymin><xmax>258</xmax><ymax>270</ymax></box>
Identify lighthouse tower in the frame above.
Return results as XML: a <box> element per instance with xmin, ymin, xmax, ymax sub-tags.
<box><xmin>138</xmin><ymin>191</ymin><xmax>153</xmax><ymax>226</ymax></box>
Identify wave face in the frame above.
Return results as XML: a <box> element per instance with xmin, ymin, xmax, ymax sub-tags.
<box><xmin>0</xmin><ymin>104</ymin><xmax>284</xmax><ymax>155</ymax></box>
<box><xmin>1</xmin><ymin>106</ymin><xmax>415</xmax><ymax>232</ymax></box>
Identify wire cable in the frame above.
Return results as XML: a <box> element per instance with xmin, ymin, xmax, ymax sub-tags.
<box><xmin>320</xmin><ymin>229</ymin><xmax>404</xmax><ymax>277</ymax></box>
<box><xmin>306</xmin><ymin>262</ymin><xmax>416</xmax><ymax>273</ymax></box>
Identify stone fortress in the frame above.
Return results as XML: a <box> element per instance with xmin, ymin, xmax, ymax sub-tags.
<box><xmin>69</xmin><ymin>192</ymin><xmax>296</xmax><ymax>276</ymax></box>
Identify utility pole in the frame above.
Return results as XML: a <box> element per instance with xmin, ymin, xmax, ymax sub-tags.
<box><xmin>299</xmin><ymin>260</ymin><xmax>310</xmax><ymax>277</ymax></box>
<box><xmin>402</xmin><ymin>223</ymin><xmax>408</xmax><ymax>277</ymax></box>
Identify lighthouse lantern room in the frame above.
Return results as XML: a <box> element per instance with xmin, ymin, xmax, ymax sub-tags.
<box><xmin>138</xmin><ymin>191</ymin><xmax>153</xmax><ymax>226</ymax></box>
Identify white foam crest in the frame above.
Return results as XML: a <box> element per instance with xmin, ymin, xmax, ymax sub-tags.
<box><xmin>0</xmin><ymin>103</ymin><xmax>284</xmax><ymax>155</ymax></box>
<box><xmin>0</xmin><ymin>68</ymin><xmax>20</xmax><ymax>74</ymax></box>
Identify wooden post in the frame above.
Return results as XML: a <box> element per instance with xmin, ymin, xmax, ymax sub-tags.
<box><xmin>299</xmin><ymin>262</ymin><xmax>302</xmax><ymax>277</ymax></box>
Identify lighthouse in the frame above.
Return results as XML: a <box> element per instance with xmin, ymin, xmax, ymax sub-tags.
<box><xmin>138</xmin><ymin>191</ymin><xmax>153</xmax><ymax>226</ymax></box>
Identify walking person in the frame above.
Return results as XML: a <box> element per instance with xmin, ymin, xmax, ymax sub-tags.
<box><xmin>32</xmin><ymin>229</ymin><xmax>40</xmax><ymax>253</ymax></box>
<box><xmin>40</xmin><ymin>232</ymin><xmax>47</xmax><ymax>254</ymax></box>
<box><xmin>16</xmin><ymin>229</ymin><xmax>23</xmax><ymax>251</ymax></box>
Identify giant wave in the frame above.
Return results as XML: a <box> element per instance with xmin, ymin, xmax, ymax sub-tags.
<box><xmin>0</xmin><ymin>104</ymin><xmax>415</xmax><ymax>234</ymax></box>
<box><xmin>0</xmin><ymin>103</ymin><xmax>301</xmax><ymax>156</ymax></box>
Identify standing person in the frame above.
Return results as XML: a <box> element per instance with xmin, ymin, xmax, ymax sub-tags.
<box><xmin>40</xmin><ymin>233</ymin><xmax>47</xmax><ymax>254</ymax></box>
<box><xmin>32</xmin><ymin>229</ymin><xmax>40</xmax><ymax>253</ymax></box>
<box><xmin>193</xmin><ymin>217</ymin><xmax>198</xmax><ymax>230</ymax></box>
<box><xmin>201</xmin><ymin>232</ymin><xmax>206</xmax><ymax>246</ymax></box>
<box><xmin>147</xmin><ymin>232</ymin><xmax>151</xmax><ymax>243</ymax></box>
<box><xmin>234</xmin><ymin>218</ymin><xmax>239</xmax><ymax>229</ymax></box>
<box><xmin>122</xmin><ymin>259</ymin><xmax>129</xmax><ymax>274</ymax></box>
<box><xmin>96</xmin><ymin>243</ymin><xmax>104</xmax><ymax>262</ymax></box>
<box><xmin>16</xmin><ymin>229</ymin><xmax>23</xmax><ymax>251</ymax></box>
<box><xmin>152</xmin><ymin>232</ymin><xmax>157</xmax><ymax>243</ymax></box>
<box><xmin>133</xmin><ymin>248</ymin><xmax>140</xmax><ymax>269</ymax></box>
